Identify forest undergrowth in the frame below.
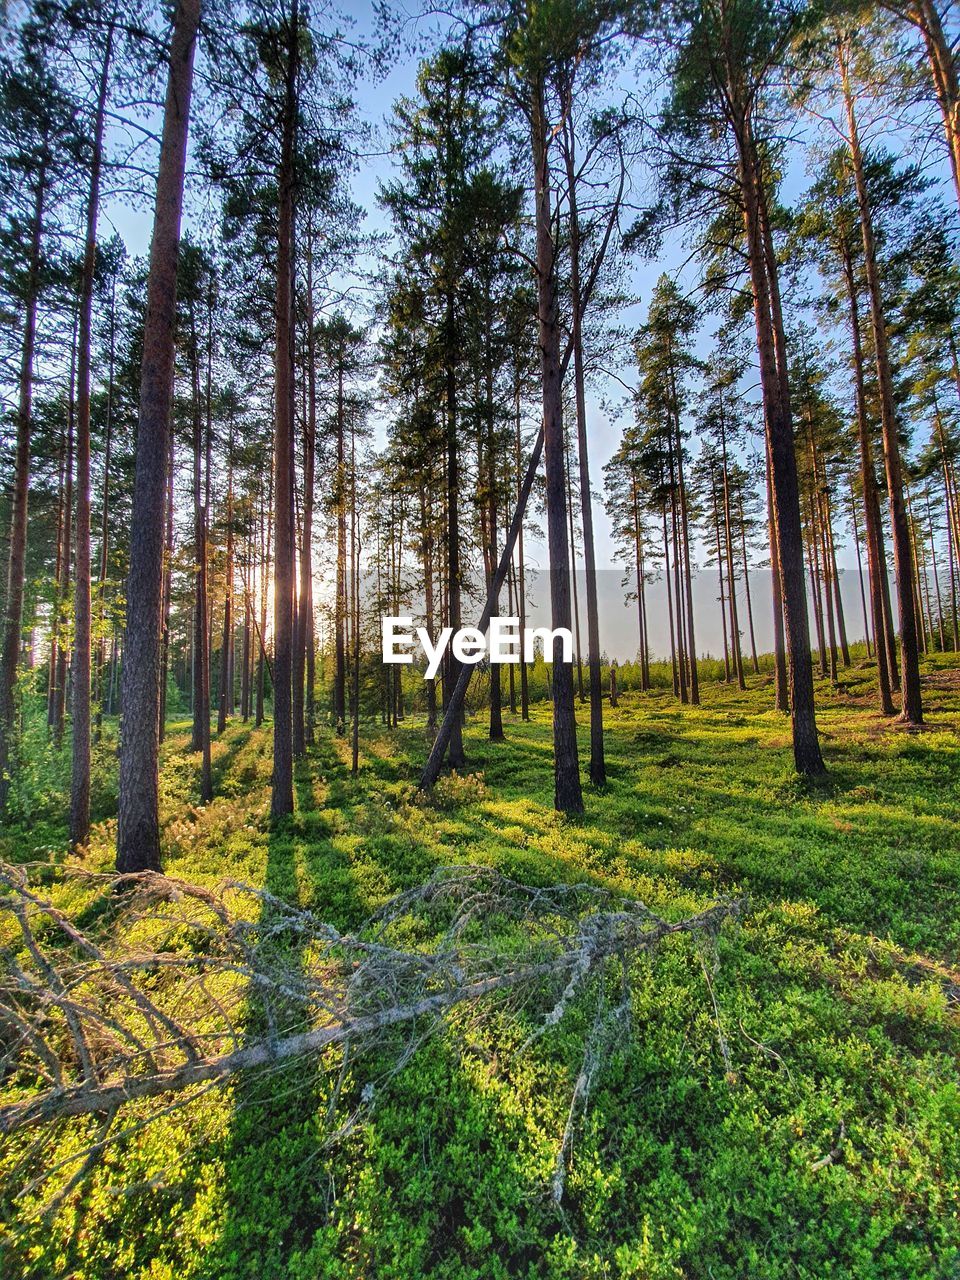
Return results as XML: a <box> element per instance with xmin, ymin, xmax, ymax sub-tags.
<box><xmin>2</xmin><ymin>657</ymin><xmax>960</xmax><ymax>1280</ymax></box>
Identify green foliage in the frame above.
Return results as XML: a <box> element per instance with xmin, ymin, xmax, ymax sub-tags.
<box><xmin>3</xmin><ymin>661</ymin><xmax>960</xmax><ymax>1278</ymax></box>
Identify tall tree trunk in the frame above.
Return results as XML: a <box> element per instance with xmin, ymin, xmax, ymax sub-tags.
<box><xmin>241</xmin><ymin>555</ymin><xmax>252</xmax><ymax>724</ymax></box>
<box><xmin>443</xmin><ymin>291</ymin><xmax>465</xmax><ymax>769</ymax></box>
<box><xmin>71</xmin><ymin>23</ymin><xmax>114</xmax><ymax>847</ymax></box>
<box><xmin>632</xmin><ymin>478</ymin><xmax>650</xmax><ymax>690</ymax></box>
<box><xmin>270</xmin><ymin>3</ymin><xmax>298</xmax><ymax>820</ymax></box>
<box><xmin>825</xmin><ymin>496</ymin><xmax>851</xmax><ymax>666</ymax></box>
<box><xmin>189</xmin><ymin>315</ymin><xmax>211</xmax><ymax>801</ymax></box>
<box><xmin>565</xmin><ymin>431</ymin><xmax>586</xmax><ymax>703</ymax></box>
<box><xmin>564</xmin><ymin>125</ymin><xmax>605</xmax><ymax>782</ymax></box>
<box><xmin>843</xmin><ymin>251</ymin><xmax>893</xmax><ymax>712</ymax></box>
<box><xmin>485</xmin><ymin>309</ymin><xmax>503</xmax><ymax>742</ymax></box>
<box><xmin>936</xmin><ymin>410</ymin><xmax>960</xmax><ymax>649</ymax></box>
<box><xmin>218</xmin><ymin>424</ymin><xmax>235</xmax><ymax>736</ymax></box>
<box><xmin>840</xmin><ymin>44</ymin><xmax>923</xmax><ymax>724</ymax></box>
<box><xmin>807</xmin><ymin>488</ymin><xmax>828</xmax><ymax>678</ymax></box>
<box><xmin>0</xmin><ymin>156</ymin><xmax>46</xmax><ymax>805</ymax></box>
<box><xmin>334</xmin><ymin>357</ymin><xmax>347</xmax><ymax>735</ymax></box>
<box><xmin>673</xmin><ymin>387</ymin><xmax>699</xmax><ymax>704</ymax></box>
<box><xmin>350</xmin><ymin>419</ymin><xmax>360</xmax><ymax>773</ymax></box>
<box><xmin>924</xmin><ymin>485</ymin><xmax>946</xmax><ymax>650</ymax></box>
<box><xmin>256</xmin><ymin>470</ymin><xmax>271</xmax><ymax>729</ymax></box>
<box><xmin>303</xmin><ymin>227</ymin><xmax>317</xmax><ymax>746</ymax></box>
<box><xmin>766</xmin><ymin>439</ymin><xmax>789</xmax><ymax>711</ymax></box>
<box><xmin>906</xmin><ymin>484</ymin><xmax>931</xmax><ymax>652</ymax></box>
<box><xmin>48</xmin><ymin>421</ymin><xmax>66</xmax><ymax>731</ymax></box>
<box><xmin>818</xmin><ymin>499</ymin><xmax>839</xmax><ymax>685</ymax></box>
<box><xmin>530</xmin><ymin>75</ymin><xmax>582</xmax><ymax>812</ymax></box>
<box><xmin>720</xmin><ymin>410</ymin><xmax>745</xmax><ymax>689</ymax></box>
<box><xmin>849</xmin><ymin>486</ymin><xmax>872</xmax><ymax>657</ymax></box>
<box><xmin>160</xmin><ymin>428</ymin><xmax>174</xmax><ymax>740</ymax></box>
<box><xmin>54</xmin><ymin>314</ymin><xmax>78</xmax><ymax>748</ymax></box>
<box><xmin>117</xmin><ymin>0</ymin><xmax>200</xmax><ymax>873</ymax></box>
<box><xmin>875</xmin><ymin>487</ymin><xmax>901</xmax><ymax>692</ymax></box>
<box><xmin>663</xmin><ymin>502</ymin><xmax>679</xmax><ymax>698</ymax></box>
<box><xmin>421</xmin><ymin>487</ymin><xmax>438</xmax><ymax>731</ymax></box>
<box><xmin>515</xmin><ymin>397</ymin><xmax>530</xmax><ymax>721</ymax></box>
<box><xmin>739</xmin><ymin>116</ymin><xmax>823</xmax><ymax>772</ymax></box>
<box><xmin>738</xmin><ymin>490</ymin><xmax>760</xmax><ymax>673</ymax></box>
<box><xmin>669</xmin><ymin>457</ymin><xmax>687</xmax><ymax>704</ymax></box>
<box><xmin>94</xmin><ymin>276</ymin><xmax>117</xmax><ymax>742</ymax></box>
<box><xmin>713</xmin><ymin>471</ymin><xmax>731</xmax><ymax>683</ymax></box>
<box><xmin>887</xmin><ymin>0</ymin><xmax>960</xmax><ymax>213</ymax></box>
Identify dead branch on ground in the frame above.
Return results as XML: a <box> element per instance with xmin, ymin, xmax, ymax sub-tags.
<box><xmin>0</xmin><ymin>861</ymin><xmax>740</xmax><ymax>1215</ymax></box>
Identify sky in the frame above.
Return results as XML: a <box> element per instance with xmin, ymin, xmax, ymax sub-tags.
<box><xmin>97</xmin><ymin>0</ymin><xmax>955</xmax><ymax>661</ymax></box>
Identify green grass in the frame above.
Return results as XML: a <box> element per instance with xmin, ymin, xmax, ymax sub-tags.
<box><xmin>2</xmin><ymin>657</ymin><xmax>960</xmax><ymax>1279</ymax></box>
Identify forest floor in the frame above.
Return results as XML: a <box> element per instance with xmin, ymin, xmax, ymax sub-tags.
<box><xmin>3</xmin><ymin>656</ymin><xmax>960</xmax><ymax>1279</ymax></box>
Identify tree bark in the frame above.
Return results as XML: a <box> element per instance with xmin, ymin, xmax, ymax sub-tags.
<box><xmin>443</xmin><ymin>289</ymin><xmax>465</xmax><ymax>769</ymax></box>
<box><xmin>849</xmin><ymin>486</ymin><xmax>872</xmax><ymax>656</ymax></box>
<box><xmin>70</xmin><ymin>23</ymin><xmax>114</xmax><ymax>846</ymax></box>
<box><xmin>54</xmin><ymin>315</ymin><xmax>79</xmax><ymax>748</ymax></box>
<box><xmin>843</xmin><ymin>251</ymin><xmax>893</xmax><ymax>712</ymax></box>
<box><xmin>563</xmin><ymin>122</ymin><xmax>604</xmax><ymax>782</ymax></box>
<box><xmin>117</xmin><ymin>0</ymin><xmax>200</xmax><ymax>873</ymax></box>
<box><xmin>303</xmin><ymin>228</ymin><xmax>317</xmax><ymax>746</ymax></box>
<box><xmin>0</xmin><ymin>157</ymin><xmax>46</xmax><ymax>806</ymax></box>
<box><xmin>515</xmin><ymin>399</ymin><xmax>530</xmax><ymax>721</ymax></box>
<box><xmin>840</xmin><ymin>44</ymin><xmax>923</xmax><ymax>723</ymax></box>
<box><xmin>739</xmin><ymin>117</ymin><xmax>823</xmax><ymax>771</ymax></box>
<box><xmin>766</xmin><ymin>440</ymin><xmax>789</xmax><ymax>711</ymax></box>
<box><xmin>218</xmin><ymin>424</ymin><xmax>235</xmax><ymax>736</ymax></box>
<box><xmin>720</xmin><ymin>408</ymin><xmax>745</xmax><ymax>689</ymax></box>
<box><xmin>270</xmin><ymin>4</ymin><xmax>298</xmax><ymax>820</ymax></box>
<box><xmin>737</xmin><ymin>490</ymin><xmax>760</xmax><ymax>673</ymax></box>
<box><xmin>530</xmin><ymin>75</ymin><xmax>582</xmax><ymax>812</ymax></box>
<box><xmin>94</xmin><ymin>276</ymin><xmax>117</xmax><ymax>743</ymax></box>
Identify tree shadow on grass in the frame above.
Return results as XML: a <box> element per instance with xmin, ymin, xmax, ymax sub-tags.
<box><xmin>200</xmin><ymin>804</ymin><xmax>366</xmax><ymax>1279</ymax></box>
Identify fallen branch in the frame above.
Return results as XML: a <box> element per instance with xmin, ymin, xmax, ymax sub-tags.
<box><xmin>0</xmin><ymin>861</ymin><xmax>740</xmax><ymax>1211</ymax></box>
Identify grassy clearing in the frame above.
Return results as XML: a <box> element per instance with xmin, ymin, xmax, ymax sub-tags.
<box><xmin>2</xmin><ymin>658</ymin><xmax>960</xmax><ymax>1278</ymax></box>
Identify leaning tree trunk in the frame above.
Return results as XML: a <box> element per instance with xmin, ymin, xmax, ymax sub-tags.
<box><xmin>840</xmin><ymin>44</ymin><xmax>923</xmax><ymax>724</ymax></box>
<box><xmin>117</xmin><ymin>0</ymin><xmax>201</xmax><ymax>873</ymax></box>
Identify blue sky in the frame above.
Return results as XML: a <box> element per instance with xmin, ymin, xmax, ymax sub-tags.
<box><xmin>99</xmin><ymin>1</ymin><xmax>955</xmax><ymax>660</ymax></box>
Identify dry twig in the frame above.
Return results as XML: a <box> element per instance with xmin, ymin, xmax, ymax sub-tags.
<box><xmin>0</xmin><ymin>860</ymin><xmax>740</xmax><ymax>1213</ymax></box>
